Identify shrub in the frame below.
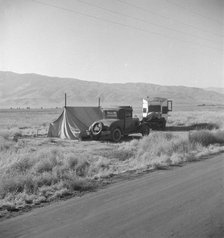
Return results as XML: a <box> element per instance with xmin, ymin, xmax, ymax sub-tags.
<box><xmin>33</xmin><ymin>149</ymin><xmax>60</xmax><ymax>173</ymax></box>
<box><xmin>34</xmin><ymin>160</ymin><xmax>55</xmax><ymax>173</ymax></box>
<box><xmin>136</xmin><ymin>132</ymin><xmax>177</xmax><ymax>158</ymax></box>
<box><xmin>39</xmin><ymin>185</ymin><xmax>55</xmax><ymax>198</ymax></box>
<box><xmin>63</xmin><ymin>176</ymin><xmax>94</xmax><ymax>191</ymax></box>
<box><xmin>0</xmin><ymin>139</ymin><xmax>15</xmax><ymax>152</ymax></box>
<box><xmin>189</xmin><ymin>130</ymin><xmax>224</xmax><ymax>147</ymax></box>
<box><xmin>35</xmin><ymin>172</ymin><xmax>57</xmax><ymax>187</ymax></box>
<box><xmin>212</xmin><ymin>130</ymin><xmax>224</xmax><ymax>144</ymax></box>
<box><xmin>88</xmin><ymin>156</ymin><xmax>111</xmax><ymax>177</ymax></box>
<box><xmin>66</xmin><ymin>155</ymin><xmax>79</xmax><ymax>169</ymax></box>
<box><xmin>76</xmin><ymin>160</ymin><xmax>90</xmax><ymax>177</ymax></box>
<box><xmin>128</xmin><ymin>132</ymin><xmax>207</xmax><ymax>170</ymax></box>
<box><xmin>12</xmin><ymin>132</ymin><xmax>22</xmax><ymax>142</ymax></box>
<box><xmin>10</xmin><ymin>156</ymin><xmax>34</xmax><ymax>173</ymax></box>
<box><xmin>0</xmin><ymin>175</ymin><xmax>35</xmax><ymax>199</ymax></box>
<box><xmin>50</xmin><ymin>188</ymin><xmax>71</xmax><ymax>199</ymax></box>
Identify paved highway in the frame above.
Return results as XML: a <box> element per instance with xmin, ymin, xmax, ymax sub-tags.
<box><xmin>0</xmin><ymin>155</ymin><xmax>223</xmax><ymax>238</ymax></box>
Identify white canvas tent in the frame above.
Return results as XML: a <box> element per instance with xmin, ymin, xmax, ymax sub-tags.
<box><xmin>48</xmin><ymin>106</ymin><xmax>103</xmax><ymax>139</ymax></box>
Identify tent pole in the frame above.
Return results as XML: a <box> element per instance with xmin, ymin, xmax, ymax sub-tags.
<box><xmin>65</xmin><ymin>93</ymin><xmax>67</xmax><ymax>108</ymax></box>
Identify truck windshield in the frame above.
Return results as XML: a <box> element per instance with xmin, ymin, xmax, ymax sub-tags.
<box><xmin>148</xmin><ymin>105</ymin><xmax>161</xmax><ymax>113</ymax></box>
<box><xmin>103</xmin><ymin>110</ymin><xmax>118</xmax><ymax>119</ymax></box>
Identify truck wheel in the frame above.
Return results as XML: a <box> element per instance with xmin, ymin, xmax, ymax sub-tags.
<box><xmin>141</xmin><ymin>124</ymin><xmax>150</xmax><ymax>136</ymax></box>
<box><xmin>161</xmin><ymin>119</ymin><xmax>166</xmax><ymax>130</ymax></box>
<box><xmin>91</xmin><ymin>122</ymin><xmax>103</xmax><ymax>136</ymax></box>
<box><xmin>111</xmin><ymin>128</ymin><xmax>122</xmax><ymax>142</ymax></box>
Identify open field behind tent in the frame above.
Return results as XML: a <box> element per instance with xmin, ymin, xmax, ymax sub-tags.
<box><xmin>1</xmin><ymin>106</ymin><xmax>224</xmax><ymax>133</ymax></box>
<box><xmin>0</xmin><ymin>107</ymin><xmax>224</xmax><ymax>219</ymax></box>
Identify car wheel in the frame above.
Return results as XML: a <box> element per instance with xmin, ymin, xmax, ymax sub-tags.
<box><xmin>91</xmin><ymin>122</ymin><xmax>103</xmax><ymax>136</ymax></box>
<box><xmin>111</xmin><ymin>128</ymin><xmax>122</xmax><ymax>142</ymax></box>
<box><xmin>141</xmin><ymin>124</ymin><xmax>150</xmax><ymax>136</ymax></box>
<box><xmin>161</xmin><ymin>119</ymin><xmax>166</xmax><ymax>130</ymax></box>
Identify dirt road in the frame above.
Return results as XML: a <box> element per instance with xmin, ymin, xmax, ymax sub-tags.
<box><xmin>0</xmin><ymin>155</ymin><xmax>223</xmax><ymax>238</ymax></box>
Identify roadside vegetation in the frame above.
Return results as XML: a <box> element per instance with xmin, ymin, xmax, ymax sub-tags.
<box><xmin>0</xmin><ymin>129</ymin><xmax>224</xmax><ymax>217</ymax></box>
<box><xmin>0</xmin><ymin>108</ymin><xmax>224</xmax><ymax>218</ymax></box>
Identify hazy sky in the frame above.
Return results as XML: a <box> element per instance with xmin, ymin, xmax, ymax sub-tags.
<box><xmin>0</xmin><ymin>0</ymin><xmax>223</xmax><ymax>87</ymax></box>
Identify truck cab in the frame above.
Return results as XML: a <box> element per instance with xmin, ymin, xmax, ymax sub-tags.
<box><xmin>102</xmin><ymin>106</ymin><xmax>139</xmax><ymax>134</ymax></box>
<box><xmin>142</xmin><ymin>97</ymin><xmax>172</xmax><ymax>129</ymax></box>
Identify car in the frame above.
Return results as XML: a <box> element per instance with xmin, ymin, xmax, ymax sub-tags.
<box><xmin>89</xmin><ymin>106</ymin><xmax>150</xmax><ymax>142</ymax></box>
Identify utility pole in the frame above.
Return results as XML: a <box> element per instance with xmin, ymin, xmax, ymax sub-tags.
<box><xmin>65</xmin><ymin>93</ymin><xmax>67</xmax><ymax>107</ymax></box>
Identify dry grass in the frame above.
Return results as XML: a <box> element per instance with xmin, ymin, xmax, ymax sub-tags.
<box><xmin>168</xmin><ymin>110</ymin><xmax>224</xmax><ymax>129</ymax></box>
<box><xmin>0</xmin><ymin>108</ymin><xmax>62</xmax><ymax>138</ymax></box>
<box><xmin>123</xmin><ymin>130</ymin><xmax>224</xmax><ymax>171</ymax></box>
<box><xmin>189</xmin><ymin>130</ymin><xmax>224</xmax><ymax>146</ymax></box>
<box><xmin>0</xmin><ymin>108</ymin><xmax>224</xmax><ymax>217</ymax></box>
<box><xmin>0</xmin><ymin>129</ymin><xmax>224</xmax><ymax>216</ymax></box>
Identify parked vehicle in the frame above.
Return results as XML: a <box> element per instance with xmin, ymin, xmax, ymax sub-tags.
<box><xmin>88</xmin><ymin>106</ymin><xmax>150</xmax><ymax>142</ymax></box>
<box><xmin>142</xmin><ymin>97</ymin><xmax>172</xmax><ymax>130</ymax></box>
<box><xmin>88</xmin><ymin>98</ymin><xmax>173</xmax><ymax>142</ymax></box>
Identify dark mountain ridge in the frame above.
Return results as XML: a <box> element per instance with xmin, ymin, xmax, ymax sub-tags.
<box><xmin>0</xmin><ymin>71</ymin><xmax>223</xmax><ymax>109</ymax></box>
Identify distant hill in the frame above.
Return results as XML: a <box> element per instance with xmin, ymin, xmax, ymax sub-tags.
<box><xmin>205</xmin><ymin>87</ymin><xmax>224</xmax><ymax>95</ymax></box>
<box><xmin>0</xmin><ymin>71</ymin><xmax>224</xmax><ymax>109</ymax></box>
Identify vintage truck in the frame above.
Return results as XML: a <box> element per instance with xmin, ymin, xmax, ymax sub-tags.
<box><xmin>88</xmin><ymin>106</ymin><xmax>150</xmax><ymax>142</ymax></box>
<box><xmin>142</xmin><ymin>97</ymin><xmax>172</xmax><ymax>130</ymax></box>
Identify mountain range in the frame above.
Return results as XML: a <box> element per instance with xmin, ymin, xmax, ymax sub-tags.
<box><xmin>0</xmin><ymin>71</ymin><xmax>223</xmax><ymax>109</ymax></box>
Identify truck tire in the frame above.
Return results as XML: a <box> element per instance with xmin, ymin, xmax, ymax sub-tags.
<box><xmin>91</xmin><ymin>122</ymin><xmax>103</xmax><ymax>136</ymax></box>
<box><xmin>111</xmin><ymin>128</ymin><xmax>122</xmax><ymax>142</ymax></box>
<box><xmin>141</xmin><ymin>124</ymin><xmax>150</xmax><ymax>136</ymax></box>
<box><xmin>161</xmin><ymin>119</ymin><xmax>166</xmax><ymax>130</ymax></box>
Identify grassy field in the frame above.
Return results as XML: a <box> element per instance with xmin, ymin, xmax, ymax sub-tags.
<box><xmin>1</xmin><ymin>106</ymin><xmax>224</xmax><ymax>133</ymax></box>
<box><xmin>0</xmin><ymin>107</ymin><xmax>224</xmax><ymax>218</ymax></box>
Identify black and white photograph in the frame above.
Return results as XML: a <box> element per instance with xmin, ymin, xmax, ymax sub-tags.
<box><xmin>0</xmin><ymin>0</ymin><xmax>223</xmax><ymax>237</ymax></box>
